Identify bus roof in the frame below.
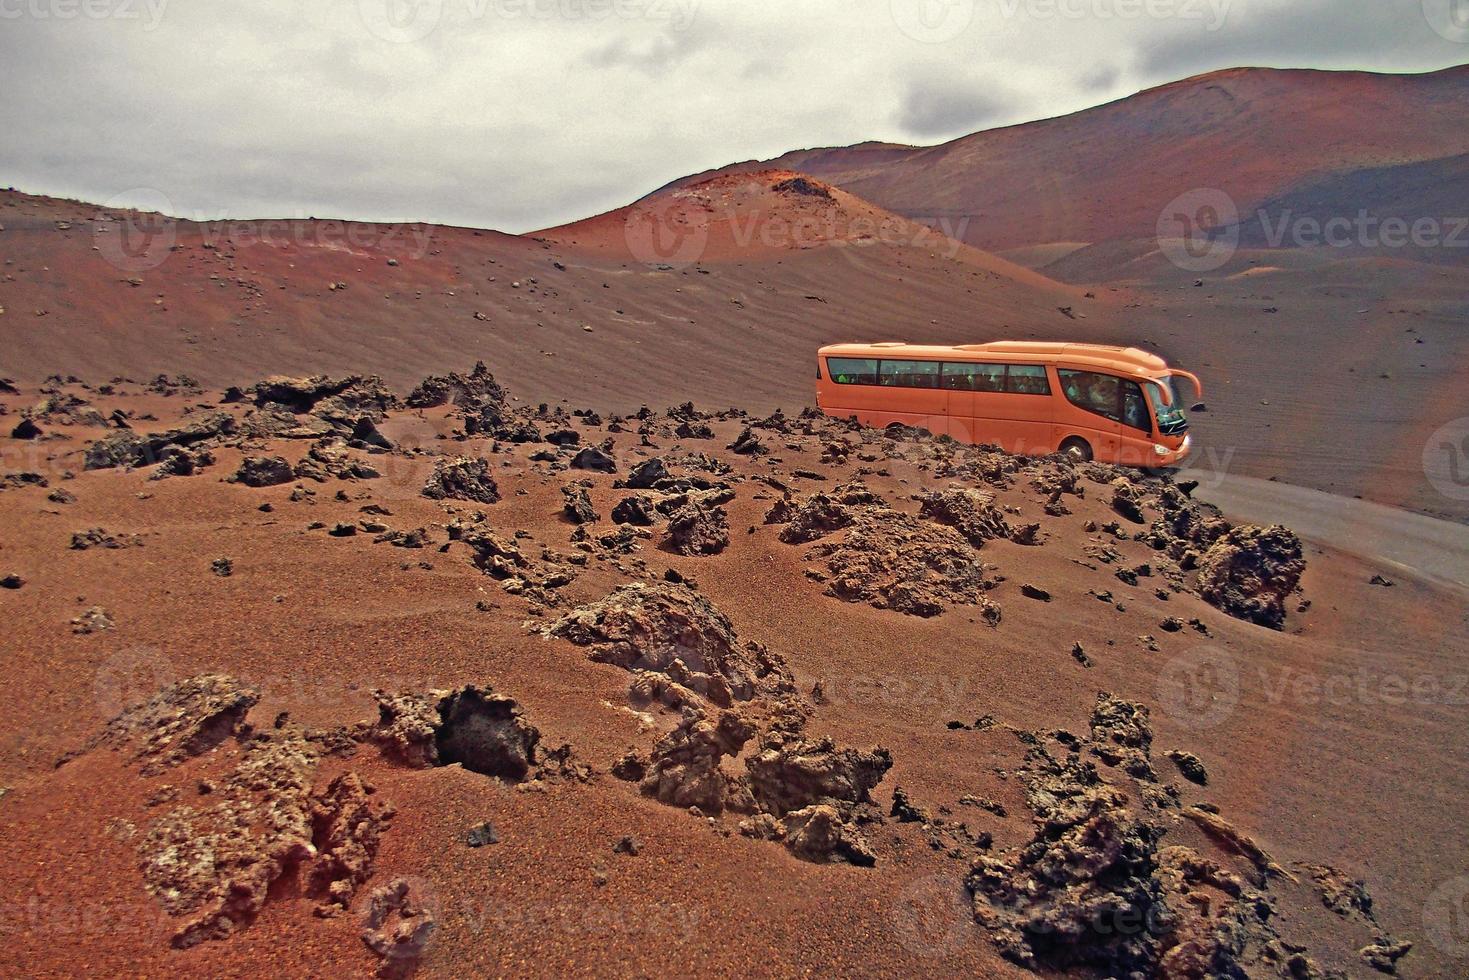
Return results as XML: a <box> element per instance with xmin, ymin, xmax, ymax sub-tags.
<box><xmin>817</xmin><ymin>340</ymin><xmax>1171</xmax><ymax>379</ymax></box>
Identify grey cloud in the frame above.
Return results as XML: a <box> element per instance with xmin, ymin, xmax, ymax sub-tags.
<box><xmin>895</xmin><ymin>79</ymin><xmax>1020</xmax><ymax>139</ymax></box>
<box><xmin>1135</xmin><ymin>0</ymin><xmax>1467</xmax><ymax>80</ymax></box>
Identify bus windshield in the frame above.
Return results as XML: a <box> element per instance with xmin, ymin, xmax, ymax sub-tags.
<box><xmin>1144</xmin><ymin>379</ymin><xmax>1188</xmax><ymax>434</ymax></box>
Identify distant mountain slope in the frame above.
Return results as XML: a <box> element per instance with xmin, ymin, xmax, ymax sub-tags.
<box><xmin>0</xmin><ymin>183</ymin><xmax>1101</xmax><ymax>401</ymax></box>
<box><xmin>664</xmin><ymin>66</ymin><xmax>1469</xmax><ymax>252</ymax></box>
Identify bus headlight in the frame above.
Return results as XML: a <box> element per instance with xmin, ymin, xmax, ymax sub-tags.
<box><xmin>1153</xmin><ymin>444</ymin><xmax>1170</xmax><ymax>457</ymax></box>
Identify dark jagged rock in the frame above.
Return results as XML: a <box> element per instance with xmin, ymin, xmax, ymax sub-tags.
<box><xmin>570</xmin><ymin>445</ymin><xmax>616</xmax><ymax>473</ymax></box>
<box><xmin>368</xmin><ymin>685</ymin><xmax>540</xmax><ymax>780</ymax></box>
<box><xmin>84</xmin><ymin>412</ymin><xmax>237</xmax><ymax>470</ymax></box>
<box><xmin>728</xmin><ymin>427</ymin><xmax>767</xmax><ymax>456</ymax></box>
<box><xmin>625</xmin><ymin>457</ymin><xmax>670</xmax><ymax>489</ymax></box>
<box><xmin>548</xmin><ymin>581</ymin><xmax>795</xmax><ymax>707</ymax></box>
<box><xmin>777</xmin><ymin>493</ymin><xmax>853</xmax><ymax>544</ymax></box>
<box><xmin>230</xmin><ymin>455</ymin><xmax>295</xmax><ymax>488</ymax></box>
<box><xmin>1167</xmin><ymin>749</ymin><xmax>1209</xmax><ymax>785</ymax></box>
<box><xmin>422</xmin><ymin>457</ymin><xmax>500</xmax><ymax>504</ymax></box>
<box><xmin>1197</xmin><ymin>524</ymin><xmax>1305</xmax><ymax>629</ymax></box>
<box><xmin>611</xmin><ymin>494</ymin><xmax>657</xmax><ymax>526</ymax></box>
<box><xmin>561</xmin><ymin>484</ymin><xmax>599</xmax><ymax>524</ymax></box>
<box><xmin>916</xmin><ymin>485</ymin><xmax>1012</xmax><ymax>547</ymax></box>
<box><xmin>665</xmin><ymin>501</ymin><xmax>730</xmax><ymax>556</ymax></box>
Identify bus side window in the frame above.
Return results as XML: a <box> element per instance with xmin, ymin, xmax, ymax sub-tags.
<box><xmin>1121</xmin><ymin>380</ymin><xmax>1151</xmax><ymax>432</ymax></box>
<box><xmin>827</xmin><ymin>358</ymin><xmax>878</xmax><ymax>385</ymax></box>
<box><xmin>1006</xmin><ymin>364</ymin><xmax>1050</xmax><ymax>395</ymax></box>
<box><xmin>1059</xmin><ymin>369</ymin><xmax>1120</xmax><ymax>421</ymax></box>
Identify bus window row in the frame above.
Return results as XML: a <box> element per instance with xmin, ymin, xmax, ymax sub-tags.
<box><xmin>826</xmin><ymin>358</ymin><xmax>1051</xmax><ymax>395</ymax></box>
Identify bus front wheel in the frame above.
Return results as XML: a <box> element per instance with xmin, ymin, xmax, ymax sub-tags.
<box><xmin>1059</xmin><ymin>437</ymin><xmax>1093</xmax><ymax>463</ymax></box>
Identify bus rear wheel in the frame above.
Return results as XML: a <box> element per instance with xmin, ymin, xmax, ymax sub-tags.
<box><xmin>1059</xmin><ymin>437</ymin><xmax>1093</xmax><ymax>463</ymax></box>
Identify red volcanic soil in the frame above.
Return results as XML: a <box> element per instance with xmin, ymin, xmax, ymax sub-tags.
<box><xmin>0</xmin><ymin>178</ymin><xmax>1084</xmax><ymax>401</ymax></box>
<box><xmin>673</xmin><ymin>66</ymin><xmax>1469</xmax><ymax>253</ymax></box>
<box><xmin>0</xmin><ymin>376</ymin><xmax>1463</xmax><ymax>977</ymax></box>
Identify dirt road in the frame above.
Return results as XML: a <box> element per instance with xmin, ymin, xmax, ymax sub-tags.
<box><xmin>1180</xmin><ymin>468</ymin><xmax>1469</xmax><ymax>589</ymax></box>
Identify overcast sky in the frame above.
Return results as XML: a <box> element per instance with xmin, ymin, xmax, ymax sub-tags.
<box><xmin>1</xmin><ymin>0</ymin><xmax>1465</xmax><ymax>232</ymax></box>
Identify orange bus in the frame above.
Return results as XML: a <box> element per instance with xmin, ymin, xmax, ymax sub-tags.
<box><xmin>815</xmin><ymin>341</ymin><xmax>1202</xmax><ymax>467</ymax></box>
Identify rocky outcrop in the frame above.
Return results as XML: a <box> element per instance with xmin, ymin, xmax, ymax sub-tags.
<box><xmin>81</xmin><ymin>675</ymin><xmax>394</xmax><ymax>950</ymax></box>
<box><xmin>547</xmin><ymin>582</ymin><xmax>796</xmax><ymax>707</ymax></box>
<box><xmin>1197</xmin><ymin>524</ymin><xmax>1305</xmax><ymax>629</ymax></box>
<box><xmin>665</xmin><ymin>501</ymin><xmax>730</xmax><ymax>555</ymax></box>
<box><xmin>230</xmin><ymin>455</ymin><xmax>295</xmax><ymax>488</ymax></box>
<box><xmin>639</xmin><ymin>710</ymin><xmax>755</xmax><ymax>814</ymax></box>
<box><xmin>361</xmin><ymin>878</ymin><xmax>436</xmax><ymax>979</ymax></box>
<box><xmin>422</xmin><ymin>456</ymin><xmax>500</xmax><ymax>504</ymax></box>
<box><xmin>915</xmin><ymin>485</ymin><xmax>1012</xmax><ymax>547</ymax></box>
<box><xmin>367</xmin><ymin>685</ymin><xmax>541</xmax><ymax>780</ymax></box>
<box><xmin>83</xmin><ymin>412</ymin><xmax>237</xmax><ymax>470</ymax></box>
<box><xmin>83</xmin><ymin>674</ymin><xmax>259</xmax><ymax>776</ymax></box>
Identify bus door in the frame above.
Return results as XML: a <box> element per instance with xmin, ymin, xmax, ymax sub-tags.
<box><xmin>939</xmin><ymin>362</ymin><xmax>1005</xmax><ymax>445</ymax></box>
<box><xmin>994</xmin><ymin>363</ymin><xmax>1057</xmax><ymax>456</ymax></box>
<box><xmin>1056</xmin><ymin>368</ymin><xmax>1125</xmax><ymax>459</ymax></box>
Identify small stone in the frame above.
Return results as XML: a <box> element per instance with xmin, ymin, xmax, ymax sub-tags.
<box><xmin>465</xmin><ymin>821</ymin><xmax>500</xmax><ymax>848</ymax></box>
<box><xmin>1167</xmin><ymin>750</ymin><xmax>1209</xmax><ymax>785</ymax></box>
